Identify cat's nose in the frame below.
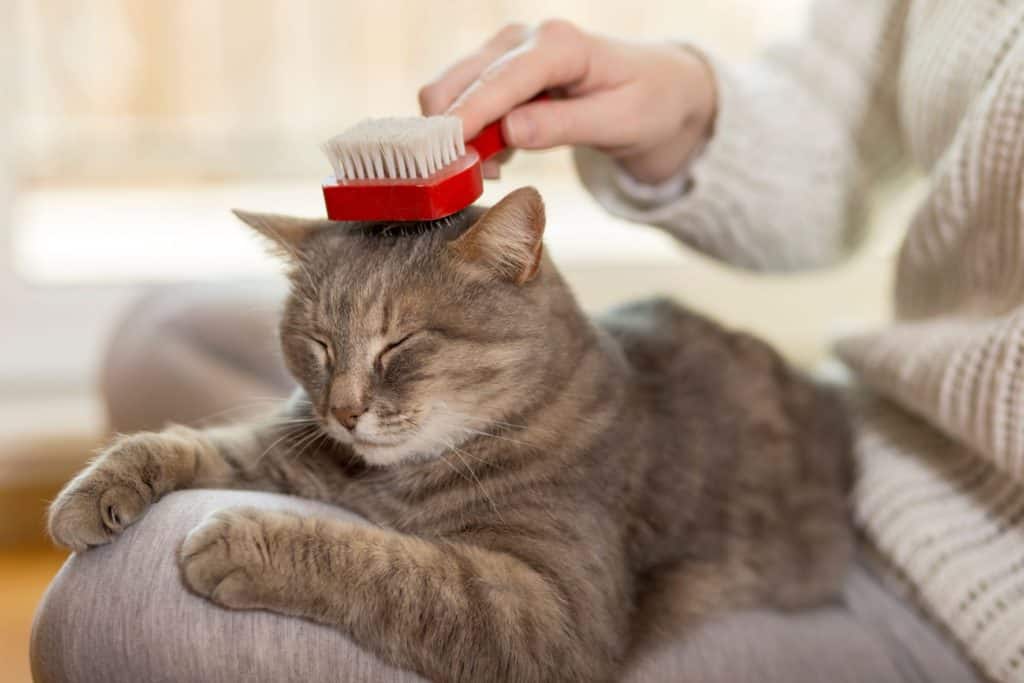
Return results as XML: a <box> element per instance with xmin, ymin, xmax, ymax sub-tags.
<box><xmin>332</xmin><ymin>404</ymin><xmax>367</xmax><ymax>430</ymax></box>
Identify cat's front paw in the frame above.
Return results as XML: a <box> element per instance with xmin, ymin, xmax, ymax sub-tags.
<box><xmin>48</xmin><ymin>429</ymin><xmax>198</xmax><ymax>552</ymax></box>
<box><xmin>179</xmin><ymin>507</ymin><xmax>297</xmax><ymax>610</ymax></box>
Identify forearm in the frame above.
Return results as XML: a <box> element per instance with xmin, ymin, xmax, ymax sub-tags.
<box><xmin>578</xmin><ymin>61</ymin><xmax>858</xmax><ymax>270</ymax></box>
<box><xmin>87</xmin><ymin>418</ymin><xmax>305</xmax><ymax>494</ymax></box>
<box><xmin>312</xmin><ymin>528</ymin><xmax>585</xmax><ymax>680</ymax></box>
<box><xmin>49</xmin><ymin>394</ymin><xmax>334</xmax><ymax>551</ymax></box>
<box><xmin>577</xmin><ymin>0</ymin><xmax>910</xmax><ymax>271</ymax></box>
<box><xmin>188</xmin><ymin>422</ymin><xmax>292</xmax><ymax>489</ymax></box>
<box><xmin>205</xmin><ymin>515</ymin><xmax>621</xmax><ymax>682</ymax></box>
<box><xmin>169</xmin><ymin>391</ymin><xmax>333</xmax><ymax>491</ymax></box>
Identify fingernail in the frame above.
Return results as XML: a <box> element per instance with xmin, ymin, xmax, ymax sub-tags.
<box><xmin>504</xmin><ymin>113</ymin><xmax>535</xmax><ymax>147</ymax></box>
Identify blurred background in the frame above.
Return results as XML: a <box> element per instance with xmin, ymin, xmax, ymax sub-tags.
<box><xmin>1</xmin><ymin>1</ymin><xmax>920</xmax><ymax>680</ymax></box>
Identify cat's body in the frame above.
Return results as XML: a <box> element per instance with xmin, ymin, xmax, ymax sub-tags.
<box><xmin>50</xmin><ymin>188</ymin><xmax>853</xmax><ymax>682</ymax></box>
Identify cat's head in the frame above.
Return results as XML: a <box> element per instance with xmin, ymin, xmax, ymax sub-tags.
<box><xmin>236</xmin><ymin>187</ymin><xmax>583</xmax><ymax>466</ymax></box>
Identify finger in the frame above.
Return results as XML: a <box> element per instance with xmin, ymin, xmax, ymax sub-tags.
<box><xmin>418</xmin><ymin>24</ymin><xmax>530</xmax><ymax>115</ymax></box>
<box><xmin>481</xmin><ymin>149</ymin><xmax>515</xmax><ymax>178</ymax></box>
<box><xmin>481</xmin><ymin>160</ymin><xmax>501</xmax><ymax>179</ymax></box>
<box><xmin>502</xmin><ymin>90</ymin><xmax>630</xmax><ymax>150</ymax></box>
<box><xmin>448</xmin><ymin>20</ymin><xmax>589</xmax><ymax>138</ymax></box>
<box><xmin>489</xmin><ymin>149</ymin><xmax>515</xmax><ymax>165</ymax></box>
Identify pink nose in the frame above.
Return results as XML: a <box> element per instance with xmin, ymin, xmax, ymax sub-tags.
<box><xmin>332</xmin><ymin>405</ymin><xmax>366</xmax><ymax>430</ymax></box>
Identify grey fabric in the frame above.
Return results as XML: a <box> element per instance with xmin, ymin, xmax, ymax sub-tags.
<box><xmin>101</xmin><ymin>282</ymin><xmax>294</xmax><ymax>433</ymax></box>
<box><xmin>621</xmin><ymin>563</ymin><xmax>981</xmax><ymax>683</ymax></box>
<box><xmin>31</xmin><ymin>490</ymin><xmax>982</xmax><ymax>683</ymax></box>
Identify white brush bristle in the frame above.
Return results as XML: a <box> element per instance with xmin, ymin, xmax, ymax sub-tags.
<box><xmin>321</xmin><ymin>116</ymin><xmax>466</xmax><ymax>182</ymax></box>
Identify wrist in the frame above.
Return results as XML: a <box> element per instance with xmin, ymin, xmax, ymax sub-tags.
<box><xmin>615</xmin><ymin>43</ymin><xmax>718</xmax><ymax>185</ymax></box>
<box><xmin>675</xmin><ymin>44</ymin><xmax>718</xmax><ymax>144</ymax></box>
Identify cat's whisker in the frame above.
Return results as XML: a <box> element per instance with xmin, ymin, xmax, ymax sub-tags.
<box><xmin>452</xmin><ymin>425</ymin><xmax>536</xmax><ymax>451</ymax></box>
<box><xmin>290</xmin><ymin>432</ymin><xmax>329</xmax><ymax>465</ymax></box>
<box><xmin>283</xmin><ymin>427</ymin><xmax>316</xmax><ymax>455</ymax></box>
<box><xmin>429</xmin><ymin>407</ymin><xmax>539</xmax><ymax>450</ymax></box>
<box><xmin>444</xmin><ymin>441</ymin><xmax>505</xmax><ymax>468</ymax></box>
<box><xmin>437</xmin><ymin>452</ymin><xmax>474</xmax><ymax>484</ymax></box>
<box><xmin>306</xmin><ymin>430</ymin><xmax>333</xmax><ymax>456</ymax></box>
<box><xmin>434</xmin><ymin>404</ymin><xmax>528</xmax><ymax>430</ymax></box>
<box><xmin>434</xmin><ymin>403</ymin><xmax>606</xmax><ymax>442</ymax></box>
<box><xmin>257</xmin><ymin>423</ymin><xmax>316</xmax><ymax>463</ymax></box>
<box><xmin>275</xmin><ymin>417</ymin><xmax>322</xmax><ymax>426</ymax></box>
<box><xmin>443</xmin><ymin>439</ymin><xmax>505</xmax><ymax>523</ymax></box>
<box><xmin>286</xmin><ymin>425</ymin><xmax>330</xmax><ymax>461</ymax></box>
<box><xmin>193</xmin><ymin>397</ymin><xmax>295</xmax><ymax>426</ymax></box>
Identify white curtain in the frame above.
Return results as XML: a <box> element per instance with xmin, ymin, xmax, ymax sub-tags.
<box><xmin>12</xmin><ymin>0</ymin><xmax>805</xmax><ymax>183</ymax></box>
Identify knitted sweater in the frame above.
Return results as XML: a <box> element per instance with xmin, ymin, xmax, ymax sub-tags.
<box><xmin>575</xmin><ymin>1</ymin><xmax>1024</xmax><ymax>680</ymax></box>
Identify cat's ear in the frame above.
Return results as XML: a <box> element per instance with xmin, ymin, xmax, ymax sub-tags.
<box><xmin>449</xmin><ymin>186</ymin><xmax>546</xmax><ymax>285</ymax></box>
<box><xmin>232</xmin><ymin>210</ymin><xmax>320</xmax><ymax>260</ymax></box>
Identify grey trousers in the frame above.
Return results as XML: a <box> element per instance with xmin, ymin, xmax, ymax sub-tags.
<box><xmin>30</xmin><ymin>285</ymin><xmax>982</xmax><ymax>682</ymax></box>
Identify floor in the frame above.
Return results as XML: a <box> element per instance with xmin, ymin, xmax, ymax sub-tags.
<box><xmin>0</xmin><ymin>547</ymin><xmax>67</xmax><ymax>683</ymax></box>
<box><xmin>0</xmin><ymin>394</ymin><xmax>102</xmax><ymax>683</ymax></box>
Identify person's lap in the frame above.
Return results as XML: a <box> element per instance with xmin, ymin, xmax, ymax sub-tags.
<box><xmin>31</xmin><ymin>488</ymin><xmax>976</xmax><ymax>683</ymax></box>
<box><xmin>32</xmin><ymin>285</ymin><xmax>980</xmax><ymax>682</ymax></box>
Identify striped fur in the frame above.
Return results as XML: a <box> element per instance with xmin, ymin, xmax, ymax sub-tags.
<box><xmin>49</xmin><ymin>188</ymin><xmax>854</xmax><ymax>682</ymax></box>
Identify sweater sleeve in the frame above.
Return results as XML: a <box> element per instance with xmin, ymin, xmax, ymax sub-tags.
<box><xmin>574</xmin><ymin>0</ymin><xmax>911</xmax><ymax>271</ymax></box>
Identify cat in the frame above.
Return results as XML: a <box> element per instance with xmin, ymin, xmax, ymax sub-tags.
<box><xmin>48</xmin><ymin>186</ymin><xmax>853</xmax><ymax>683</ymax></box>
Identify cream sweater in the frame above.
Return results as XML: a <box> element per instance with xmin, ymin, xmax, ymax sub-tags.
<box><xmin>576</xmin><ymin>1</ymin><xmax>1024</xmax><ymax>680</ymax></box>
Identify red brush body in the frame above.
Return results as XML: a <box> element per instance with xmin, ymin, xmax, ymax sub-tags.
<box><xmin>322</xmin><ymin>118</ymin><xmax>509</xmax><ymax>222</ymax></box>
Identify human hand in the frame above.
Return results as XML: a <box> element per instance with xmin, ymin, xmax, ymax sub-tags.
<box><xmin>418</xmin><ymin>20</ymin><xmax>717</xmax><ymax>184</ymax></box>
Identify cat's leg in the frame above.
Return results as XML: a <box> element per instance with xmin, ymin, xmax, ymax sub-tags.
<box><xmin>178</xmin><ymin>507</ymin><xmax>625</xmax><ymax>683</ymax></box>
<box><xmin>32</xmin><ymin>490</ymin><xmax>426</xmax><ymax>683</ymax></box>
<box><xmin>47</xmin><ymin>399</ymin><xmax>335</xmax><ymax>551</ymax></box>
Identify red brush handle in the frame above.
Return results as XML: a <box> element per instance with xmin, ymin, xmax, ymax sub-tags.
<box><xmin>466</xmin><ymin>120</ymin><xmax>506</xmax><ymax>162</ymax></box>
<box><xmin>465</xmin><ymin>93</ymin><xmax>548</xmax><ymax>162</ymax></box>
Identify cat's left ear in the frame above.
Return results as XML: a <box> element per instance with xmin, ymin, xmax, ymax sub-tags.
<box><xmin>232</xmin><ymin>210</ymin><xmax>321</xmax><ymax>260</ymax></box>
<box><xmin>449</xmin><ymin>186</ymin><xmax>546</xmax><ymax>285</ymax></box>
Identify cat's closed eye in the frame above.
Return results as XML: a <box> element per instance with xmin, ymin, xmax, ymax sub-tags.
<box><xmin>308</xmin><ymin>336</ymin><xmax>332</xmax><ymax>366</ymax></box>
<box><xmin>376</xmin><ymin>332</ymin><xmax>417</xmax><ymax>371</ymax></box>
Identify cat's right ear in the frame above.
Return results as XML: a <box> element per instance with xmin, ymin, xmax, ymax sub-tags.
<box><xmin>449</xmin><ymin>187</ymin><xmax>546</xmax><ymax>285</ymax></box>
<box><xmin>232</xmin><ymin>210</ymin><xmax>320</xmax><ymax>260</ymax></box>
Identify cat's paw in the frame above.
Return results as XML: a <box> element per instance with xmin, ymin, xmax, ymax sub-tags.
<box><xmin>48</xmin><ymin>427</ymin><xmax>201</xmax><ymax>552</ymax></box>
<box><xmin>179</xmin><ymin>507</ymin><xmax>296</xmax><ymax>610</ymax></box>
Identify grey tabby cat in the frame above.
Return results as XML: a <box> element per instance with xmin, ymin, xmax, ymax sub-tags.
<box><xmin>49</xmin><ymin>187</ymin><xmax>853</xmax><ymax>683</ymax></box>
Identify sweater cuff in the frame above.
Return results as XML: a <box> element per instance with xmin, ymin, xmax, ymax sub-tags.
<box><xmin>610</xmin><ymin>161</ymin><xmax>694</xmax><ymax>208</ymax></box>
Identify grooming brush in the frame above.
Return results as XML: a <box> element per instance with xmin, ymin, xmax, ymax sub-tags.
<box><xmin>320</xmin><ymin>99</ymin><xmax>540</xmax><ymax>222</ymax></box>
